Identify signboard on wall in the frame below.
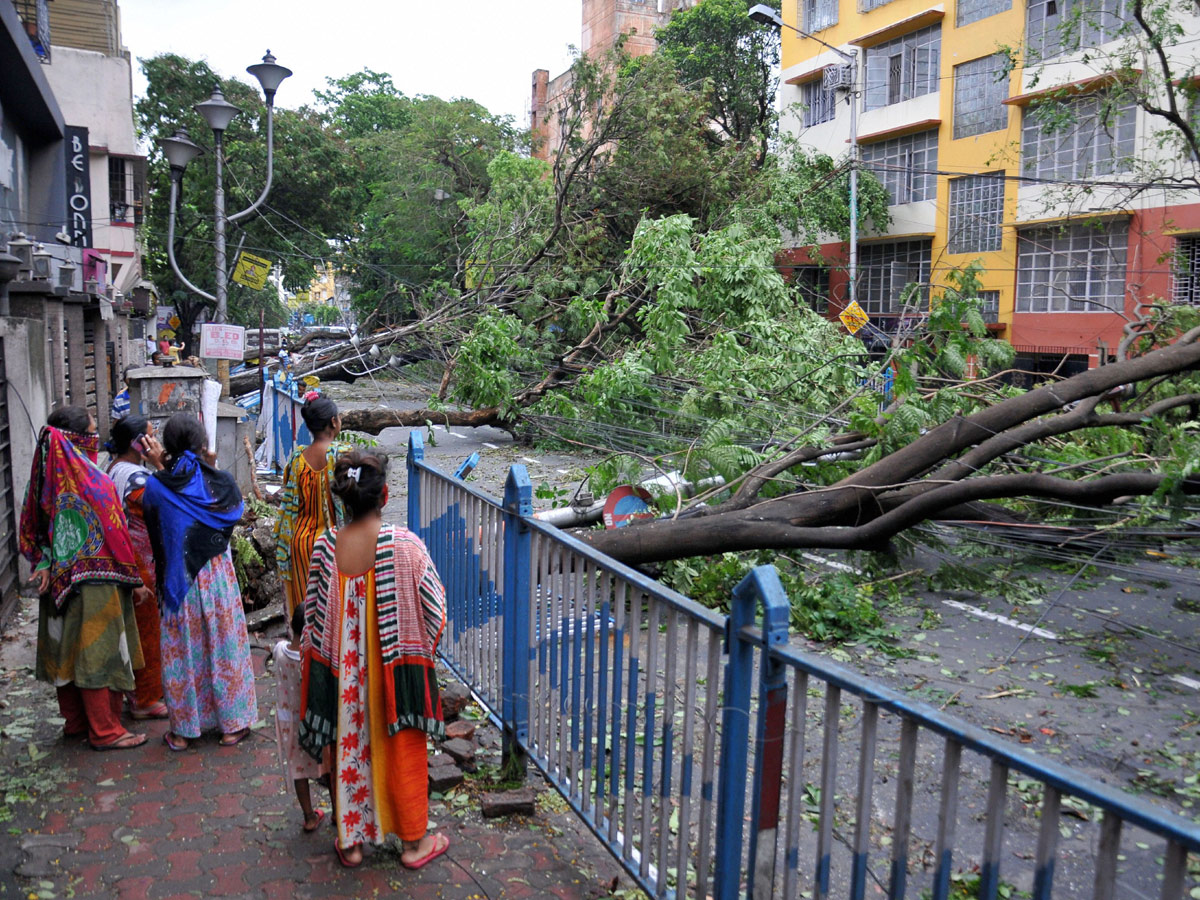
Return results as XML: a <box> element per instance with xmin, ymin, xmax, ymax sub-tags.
<box><xmin>64</xmin><ymin>126</ymin><xmax>92</xmax><ymax>248</ymax></box>
<box><xmin>199</xmin><ymin>324</ymin><xmax>246</xmax><ymax>360</ymax></box>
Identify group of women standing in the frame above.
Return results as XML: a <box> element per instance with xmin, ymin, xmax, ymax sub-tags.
<box><xmin>20</xmin><ymin>407</ymin><xmax>256</xmax><ymax>751</ymax></box>
<box><xmin>22</xmin><ymin>390</ymin><xmax>449</xmax><ymax>869</ymax></box>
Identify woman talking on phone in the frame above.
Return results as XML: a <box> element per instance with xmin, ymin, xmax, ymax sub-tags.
<box><xmin>106</xmin><ymin>415</ymin><xmax>169</xmax><ymax>721</ymax></box>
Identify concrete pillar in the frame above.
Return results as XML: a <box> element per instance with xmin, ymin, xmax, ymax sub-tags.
<box><xmin>91</xmin><ymin>311</ymin><xmax>112</xmax><ymax>438</ymax></box>
<box><xmin>46</xmin><ymin>299</ymin><xmax>66</xmax><ymax>406</ymax></box>
<box><xmin>64</xmin><ymin>301</ymin><xmax>86</xmax><ymax>407</ymax></box>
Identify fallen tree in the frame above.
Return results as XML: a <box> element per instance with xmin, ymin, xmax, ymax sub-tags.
<box><xmin>582</xmin><ymin>328</ymin><xmax>1200</xmax><ymax>564</ymax></box>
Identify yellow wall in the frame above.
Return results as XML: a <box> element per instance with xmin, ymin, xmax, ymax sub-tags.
<box><xmin>780</xmin><ymin>0</ymin><xmax>1027</xmax><ymax>327</ymax></box>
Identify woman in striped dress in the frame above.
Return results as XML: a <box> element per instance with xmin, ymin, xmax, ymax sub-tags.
<box><xmin>274</xmin><ymin>393</ymin><xmax>348</xmax><ymax>618</ymax></box>
<box><xmin>299</xmin><ymin>450</ymin><xmax>449</xmax><ymax>870</ymax></box>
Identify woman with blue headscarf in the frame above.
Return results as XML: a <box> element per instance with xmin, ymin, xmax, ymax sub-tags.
<box><xmin>142</xmin><ymin>413</ymin><xmax>257</xmax><ymax>751</ymax></box>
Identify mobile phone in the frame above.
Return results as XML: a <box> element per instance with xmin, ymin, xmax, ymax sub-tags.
<box><xmin>132</xmin><ymin>436</ymin><xmax>146</xmax><ymax>453</ymax></box>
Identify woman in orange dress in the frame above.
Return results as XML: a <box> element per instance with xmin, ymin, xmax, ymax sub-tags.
<box><xmin>274</xmin><ymin>393</ymin><xmax>348</xmax><ymax>618</ymax></box>
<box><xmin>299</xmin><ymin>450</ymin><xmax>449</xmax><ymax>870</ymax></box>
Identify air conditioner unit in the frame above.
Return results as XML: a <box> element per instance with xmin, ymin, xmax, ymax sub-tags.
<box><xmin>822</xmin><ymin>63</ymin><xmax>854</xmax><ymax>91</ymax></box>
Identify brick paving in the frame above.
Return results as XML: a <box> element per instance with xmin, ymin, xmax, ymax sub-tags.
<box><xmin>0</xmin><ymin>599</ymin><xmax>630</xmax><ymax>899</ymax></box>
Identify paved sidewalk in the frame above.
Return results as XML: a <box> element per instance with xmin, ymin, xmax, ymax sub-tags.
<box><xmin>0</xmin><ymin>598</ymin><xmax>631</xmax><ymax>900</ymax></box>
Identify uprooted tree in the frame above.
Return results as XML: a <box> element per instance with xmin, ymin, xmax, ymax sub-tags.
<box><xmin>259</xmin><ymin>0</ymin><xmax>1200</xmax><ymax>571</ymax></box>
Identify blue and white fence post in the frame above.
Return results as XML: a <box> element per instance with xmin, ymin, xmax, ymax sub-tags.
<box><xmin>501</xmin><ymin>464</ymin><xmax>532</xmax><ymax>775</ymax></box>
<box><xmin>715</xmin><ymin>565</ymin><xmax>791</xmax><ymax>899</ymax></box>
<box><xmin>746</xmin><ymin>567</ymin><xmax>792</xmax><ymax>899</ymax></box>
<box><xmin>407</xmin><ymin>430</ymin><xmax>424</xmax><ymax>536</ymax></box>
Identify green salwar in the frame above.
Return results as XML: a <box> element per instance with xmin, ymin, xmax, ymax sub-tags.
<box><xmin>36</xmin><ymin>583</ymin><xmax>144</xmax><ymax>692</ymax></box>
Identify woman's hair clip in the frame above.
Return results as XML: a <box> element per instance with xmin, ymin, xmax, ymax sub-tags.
<box><xmin>303</xmin><ymin>390</ymin><xmax>320</xmax><ymax>402</ymax></box>
<box><xmin>347</xmin><ymin>466</ymin><xmax>362</xmax><ymax>483</ymax></box>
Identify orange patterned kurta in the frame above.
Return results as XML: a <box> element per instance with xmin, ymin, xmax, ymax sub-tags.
<box><xmin>274</xmin><ymin>444</ymin><xmax>347</xmax><ymax>617</ymax></box>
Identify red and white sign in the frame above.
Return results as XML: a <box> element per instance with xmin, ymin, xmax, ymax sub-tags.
<box><xmin>199</xmin><ymin>324</ymin><xmax>246</xmax><ymax>360</ymax></box>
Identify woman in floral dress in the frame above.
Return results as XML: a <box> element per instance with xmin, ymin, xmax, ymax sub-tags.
<box><xmin>274</xmin><ymin>392</ymin><xmax>348</xmax><ymax>618</ymax></box>
<box><xmin>142</xmin><ymin>413</ymin><xmax>257</xmax><ymax>751</ymax></box>
<box><xmin>299</xmin><ymin>450</ymin><xmax>449</xmax><ymax>869</ymax></box>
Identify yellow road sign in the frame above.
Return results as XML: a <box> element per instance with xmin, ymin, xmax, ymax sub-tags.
<box><xmin>839</xmin><ymin>299</ymin><xmax>870</xmax><ymax>335</ymax></box>
<box><xmin>232</xmin><ymin>252</ymin><xmax>272</xmax><ymax>290</ymax></box>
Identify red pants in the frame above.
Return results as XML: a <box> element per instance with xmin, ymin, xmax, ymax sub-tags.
<box><xmin>56</xmin><ymin>684</ymin><xmax>126</xmax><ymax>746</ymax></box>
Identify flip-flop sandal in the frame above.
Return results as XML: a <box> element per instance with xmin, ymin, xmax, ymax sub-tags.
<box><xmin>130</xmin><ymin>702</ymin><xmax>169</xmax><ymax>720</ymax></box>
<box><xmin>401</xmin><ymin>833</ymin><xmax>449</xmax><ymax>870</ymax></box>
<box><xmin>334</xmin><ymin>840</ymin><xmax>363</xmax><ymax>868</ymax></box>
<box><xmin>303</xmin><ymin>809</ymin><xmax>325</xmax><ymax>833</ymax></box>
<box><xmin>90</xmin><ymin>732</ymin><xmax>147</xmax><ymax>752</ymax></box>
<box><xmin>218</xmin><ymin>728</ymin><xmax>251</xmax><ymax>747</ymax></box>
<box><xmin>162</xmin><ymin>732</ymin><xmax>189</xmax><ymax>752</ymax></box>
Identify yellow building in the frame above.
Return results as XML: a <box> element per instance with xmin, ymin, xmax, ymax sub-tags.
<box><xmin>777</xmin><ymin>0</ymin><xmax>1200</xmax><ymax>377</ymax></box>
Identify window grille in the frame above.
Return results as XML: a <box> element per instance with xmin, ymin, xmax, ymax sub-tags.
<box><xmin>860</xmin><ymin>0</ymin><xmax>897</xmax><ymax>11</ymax></box>
<box><xmin>863</xmin><ymin>25</ymin><xmax>940</xmax><ymax>110</ymax></box>
<box><xmin>1026</xmin><ymin>0</ymin><xmax>1127</xmax><ymax>60</ymax></box>
<box><xmin>953</xmin><ymin>54</ymin><xmax>1009</xmax><ymax>139</ymax></box>
<box><xmin>977</xmin><ymin>290</ymin><xmax>1001</xmax><ymax>322</ymax></box>
<box><xmin>790</xmin><ymin>266</ymin><xmax>830</xmax><ymax>313</ymax></box>
<box><xmin>1015</xmin><ymin>220</ymin><xmax>1128</xmax><ymax>313</ymax></box>
<box><xmin>108</xmin><ymin>157</ymin><xmax>145</xmax><ymax>225</ymax></box>
<box><xmin>800</xmin><ymin>79</ymin><xmax>839</xmax><ymax>127</ymax></box>
<box><xmin>956</xmin><ymin>0</ymin><xmax>1012</xmax><ymax>27</ymax></box>
<box><xmin>860</xmin><ymin>129</ymin><xmax>938</xmax><ymax>205</ymax></box>
<box><xmin>947</xmin><ymin>174</ymin><xmax>1005</xmax><ymax>254</ymax></box>
<box><xmin>1021</xmin><ymin>94</ymin><xmax>1135</xmax><ymax>180</ymax></box>
<box><xmin>857</xmin><ymin>239</ymin><xmax>931</xmax><ymax>315</ymax></box>
<box><xmin>801</xmin><ymin>0</ymin><xmax>838</xmax><ymax>32</ymax></box>
<box><xmin>1172</xmin><ymin>237</ymin><xmax>1200</xmax><ymax>305</ymax></box>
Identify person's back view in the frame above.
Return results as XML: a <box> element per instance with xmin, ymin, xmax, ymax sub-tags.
<box><xmin>299</xmin><ymin>450</ymin><xmax>449</xmax><ymax>869</ymax></box>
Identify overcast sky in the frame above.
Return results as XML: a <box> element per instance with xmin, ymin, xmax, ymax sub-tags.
<box><xmin>118</xmin><ymin>0</ymin><xmax>581</xmax><ymax>125</ymax></box>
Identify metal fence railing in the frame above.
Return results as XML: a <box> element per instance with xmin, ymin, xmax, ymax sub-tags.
<box><xmin>406</xmin><ymin>431</ymin><xmax>1200</xmax><ymax>899</ymax></box>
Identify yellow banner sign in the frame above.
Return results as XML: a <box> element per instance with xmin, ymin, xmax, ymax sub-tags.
<box><xmin>839</xmin><ymin>299</ymin><xmax>870</xmax><ymax>335</ymax></box>
<box><xmin>232</xmin><ymin>252</ymin><xmax>272</xmax><ymax>290</ymax></box>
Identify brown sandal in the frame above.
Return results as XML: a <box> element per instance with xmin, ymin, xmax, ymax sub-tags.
<box><xmin>91</xmin><ymin>732</ymin><xmax>147</xmax><ymax>751</ymax></box>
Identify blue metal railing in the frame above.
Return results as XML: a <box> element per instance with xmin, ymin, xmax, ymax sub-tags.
<box><xmin>256</xmin><ymin>371</ymin><xmax>311</xmax><ymax>471</ymax></box>
<box><xmin>407</xmin><ymin>431</ymin><xmax>1200</xmax><ymax>899</ymax></box>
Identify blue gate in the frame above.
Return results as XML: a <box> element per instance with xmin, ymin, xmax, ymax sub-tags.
<box><xmin>407</xmin><ymin>432</ymin><xmax>1200</xmax><ymax>899</ymax></box>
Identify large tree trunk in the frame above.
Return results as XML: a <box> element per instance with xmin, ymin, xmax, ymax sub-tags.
<box><xmin>582</xmin><ymin>335</ymin><xmax>1200</xmax><ymax>565</ymax></box>
<box><xmin>340</xmin><ymin>406</ymin><xmax>510</xmax><ymax>435</ymax></box>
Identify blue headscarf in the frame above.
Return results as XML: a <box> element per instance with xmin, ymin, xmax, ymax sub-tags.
<box><xmin>142</xmin><ymin>450</ymin><xmax>243</xmax><ymax>614</ymax></box>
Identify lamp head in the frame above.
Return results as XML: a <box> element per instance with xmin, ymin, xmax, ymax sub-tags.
<box><xmin>195</xmin><ymin>85</ymin><xmax>242</xmax><ymax>133</ymax></box>
<box><xmin>6</xmin><ymin>233</ymin><xmax>33</xmax><ymax>276</ymax></box>
<box><xmin>747</xmin><ymin>4</ymin><xmax>783</xmax><ymax>27</ymax></box>
<box><xmin>0</xmin><ymin>251</ymin><xmax>21</xmax><ymax>286</ymax></box>
<box><xmin>55</xmin><ymin>257</ymin><xmax>77</xmax><ymax>291</ymax></box>
<box><xmin>31</xmin><ymin>244</ymin><xmax>52</xmax><ymax>281</ymax></box>
<box><xmin>247</xmin><ymin>50</ymin><xmax>292</xmax><ymax>104</ymax></box>
<box><xmin>158</xmin><ymin>128</ymin><xmax>204</xmax><ymax>175</ymax></box>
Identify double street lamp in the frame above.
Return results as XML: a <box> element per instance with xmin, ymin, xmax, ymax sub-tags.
<box><xmin>748</xmin><ymin>5</ymin><xmax>860</xmax><ymax>308</ymax></box>
<box><xmin>157</xmin><ymin>50</ymin><xmax>292</xmax><ymax>391</ymax></box>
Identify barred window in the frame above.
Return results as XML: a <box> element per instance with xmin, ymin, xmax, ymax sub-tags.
<box><xmin>790</xmin><ymin>266</ymin><xmax>830</xmax><ymax>313</ymax></box>
<box><xmin>800</xmin><ymin>79</ymin><xmax>839</xmax><ymax>127</ymax></box>
<box><xmin>858</xmin><ymin>239</ymin><xmax>931</xmax><ymax>315</ymax></box>
<box><xmin>1016</xmin><ymin>220</ymin><xmax>1128</xmax><ymax>313</ymax></box>
<box><xmin>977</xmin><ymin>290</ymin><xmax>1001</xmax><ymax>323</ymax></box>
<box><xmin>108</xmin><ymin>157</ymin><xmax>145</xmax><ymax>225</ymax></box>
<box><xmin>1021</xmin><ymin>94</ymin><xmax>1135</xmax><ymax>180</ymax></box>
<box><xmin>860</xmin><ymin>129</ymin><xmax>938</xmax><ymax>205</ymax></box>
<box><xmin>801</xmin><ymin>0</ymin><xmax>838</xmax><ymax>32</ymax></box>
<box><xmin>1026</xmin><ymin>0</ymin><xmax>1127</xmax><ymax>61</ymax></box>
<box><xmin>957</xmin><ymin>0</ymin><xmax>1011</xmax><ymax>27</ymax></box>
<box><xmin>863</xmin><ymin>25</ymin><xmax>940</xmax><ymax>111</ymax></box>
<box><xmin>953</xmin><ymin>54</ymin><xmax>1009</xmax><ymax>139</ymax></box>
<box><xmin>1172</xmin><ymin>237</ymin><xmax>1200</xmax><ymax>305</ymax></box>
<box><xmin>947</xmin><ymin>174</ymin><xmax>1005</xmax><ymax>253</ymax></box>
<box><xmin>860</xmin><ymin>0</ymin><xmax>897</xmax><ymax>10</ymax></box>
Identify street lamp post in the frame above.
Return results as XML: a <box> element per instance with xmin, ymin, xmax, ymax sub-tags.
<box><xmin>157</xmin><ymin>51</ymin><xmax>292</xmax><ymax>394</ymax></box>
<box><xmin>748</xmin><ymin>5</ymin><xmax>859</xmax><ymax>308</ymax></box>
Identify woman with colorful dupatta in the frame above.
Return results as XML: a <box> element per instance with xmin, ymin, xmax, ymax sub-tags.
<box><xmin>299</xmin><ymin>451</ymin><xmax>449</xmax><ymax>869</ymax></box>
<box><xmin>142</xmin><ymin>413</ymin><xmax>257</xmax><ymax>751</ymax></box>
<box><xmin>106</xmin><ymin>415</ymin><xmax>169</xmax><ymax>721</ymax></box>
<box><xmin>19</xmin><ymin>406</ymin><xmax>148</xmax><ymax>750</ymax></box>
<box><xmin>274</xmin><ymin>392</ymin><xmax>348</xmax><ymax>619</ymax></box>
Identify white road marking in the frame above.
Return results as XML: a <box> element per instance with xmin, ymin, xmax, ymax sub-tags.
<box><xmin>1170</xmin><ymin>674</ymin><xmax>1200</xmax><ymax>691</ymax></box>
<box><xmin>556</xmin><ymin>469</ymin><xmax>571</xmax><ymax>475</ymax></box>
<box><xmin>941</xmin><ymin>599</ymin><xmax>1059</xmax><ymax>640</ymax></box>
<box><xmin>800</xmin><ymin>552</ymin><xmax>861</xmax><ymax>575</ymax></box>
<box><xmin>521</xmin><ymin>457</ymin><xmax>540</xmax><ymax>465</ymax></box>
<box><xmin>483</xmin><ymin>442</ymin><xmax>499</xmax><ymax>449</ymax></box>
<box><xmin>446</xmin><ymin>430</ymin><xmax>465</xmax><ymax>438</ymax></box>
